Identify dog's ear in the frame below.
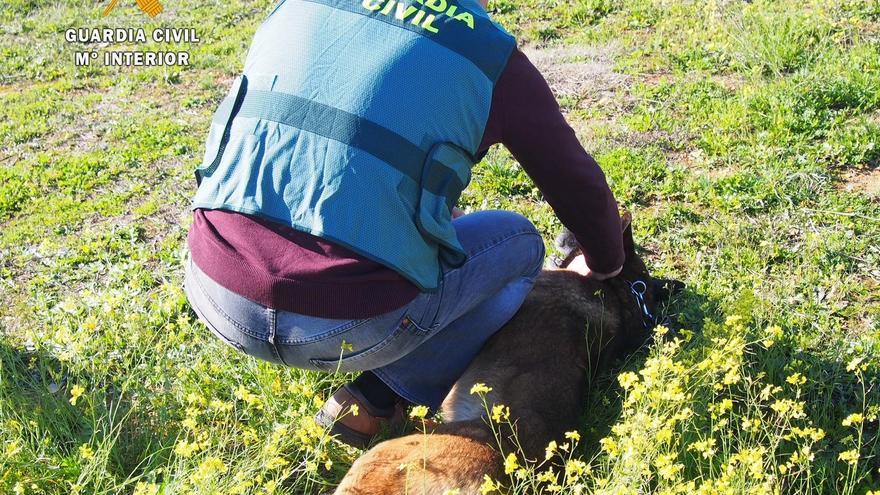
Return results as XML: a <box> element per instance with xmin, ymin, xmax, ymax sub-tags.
<box><xmin>550</xmin><ymin>227</ymin><xmax>580</xmax><ymax>268</ymax></box>
<box><xmin>620</xmin><ymin>210</ymin><xmax>635</xmax><ymax>255</ymax></box>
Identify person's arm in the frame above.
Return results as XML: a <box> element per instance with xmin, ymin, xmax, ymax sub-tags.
<box><xmin>494</xmin><ymin>49</ymin><xmax>624</xmax><ymax>276</ymax></box>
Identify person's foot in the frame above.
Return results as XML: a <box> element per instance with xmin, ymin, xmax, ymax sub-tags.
<box><xmin>315</xmin><ymin>383</ymin><xmax>406</xmax><ymax>449</ymax></box>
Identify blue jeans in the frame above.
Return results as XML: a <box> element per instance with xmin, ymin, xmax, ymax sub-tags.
<box><xmin>184</xmin><ymin>210</ymin><xmax>545</xmax><ymax>410</ymax></box>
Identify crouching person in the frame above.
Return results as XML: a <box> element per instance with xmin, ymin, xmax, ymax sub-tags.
<box><xmin>183</xmin><ymin>0</ymin><xmax>624</xmax><ymax>449</ymax></box>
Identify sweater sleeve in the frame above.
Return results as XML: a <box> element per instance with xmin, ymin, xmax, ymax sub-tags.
<box><xmin>493</xmin><ymin>48</ymin><xmax>625</xmax><ymax>273</ymax></box>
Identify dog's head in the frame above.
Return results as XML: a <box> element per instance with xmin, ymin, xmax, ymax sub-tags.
<box><xmin>554</xmin><ymin>211</ymin><xmax>685</xmax><ymax>355</ymax></box>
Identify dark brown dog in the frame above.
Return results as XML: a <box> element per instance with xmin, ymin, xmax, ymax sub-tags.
<box><xmin>334</xmin><ymin>213</ymin><xmax>681</xmax><ymax>494</ymax></box>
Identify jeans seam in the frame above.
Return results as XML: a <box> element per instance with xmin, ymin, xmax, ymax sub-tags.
<box><xmin>417</xmin><ymin>278</ymin><xmax>443</xmax><ymax>332</ymax></box>
<box><xmin>267</xmin><ymin>308</ymin><xmax>286</xmax><ymax>365</ymax></box>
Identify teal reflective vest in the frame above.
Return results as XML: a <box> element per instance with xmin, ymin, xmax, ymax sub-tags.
<box><xmin>192</xmin><ymin>0</ymin><xmax>516</xmax><ymax>291</ymax></box>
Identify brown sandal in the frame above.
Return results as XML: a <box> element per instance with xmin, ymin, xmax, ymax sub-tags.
<box><xmin>315</xmin><ymin>384</ymin><xmax>407</xmax><ymax>449</ymax></box>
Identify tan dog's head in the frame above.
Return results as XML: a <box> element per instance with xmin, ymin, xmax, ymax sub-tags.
<box><xmin>554</xmin><ymin>211</ymin><xmax>684</xmax><ymax>361</ymax></box>
<box><xmin>602</xmin><ymin>212</ymin><xmax>684</xmax><ymax>362</ymax></box>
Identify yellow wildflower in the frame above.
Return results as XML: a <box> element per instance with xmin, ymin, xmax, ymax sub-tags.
<box><xmin>789</xmin><ymin>445</ymin><xmax>814</xmax><ymax>466</ymax></box>
<box><xmin>842</xmin><ymin>413</ymin><xmax>863</xmax><ymax>427</ymax></box>
<box><xmin>195</xmin><ymin>457</ymin><xmax>228</xmax><ymax>478</ymax></box>
<box><xmin>564</xmin><ymin>459</ymin><xmax>589</xmax><ymax>479</ymax></box>
<box><xmin>838</xmin><ymin>449</ymin><xmax>859</xmax><ymax>465</ymax></box>
<box><xmin>537</xmin><ymin>467</ymin><xmax>557</xmax><ymax>484</ymax></box>
<box><xmin>234</xmin><ymin>385</ymin><xmax>264</xmax><ymax>410</ymax></box>
<box><xmin>545</xmin><ymin>440</ymin><xmax>558</xmax><ymax>460</ymax></box>
<box><xmin>741</xmin><ymin>417</ymin><xmax>762</xmax><ymax>432</ymax></box>
<box><xmin>770</xmin><ymin>399</ymin><xmax>806</xmax><ymax>419</ymax></box>
<box><xmin>69</xmin><ymin>384</ymin><xmax>85</xmax><ymax>406</ymax></box>
<box><xmin>491</xmin><ymin>404</ymin><xmax>510</xmax><ymax>423</ymax></box>
<box><xmin>4</xmin><ymin>440</ymin><xmax>22</xmax><ymax>458</ymax></box>
<box><xmin>289</xmin><ymin>382</ymin><xmax>315</xmax><ymax>397</ymax></box>
<box><xmin>174</xmin><ymin>439</ymin><xmax>201</xmax><ymax>458</ymax></box>
<box><xmin>470</xmin><ymin>383</ymin><xmax>492</xmax><ymax>395</ymax></box>
<box><xmin>687</xmin><ymin>438</ymin><xmax>716</xmax><ymax>458</ymax></box>
<box><xmin>479</xmin><ymin>474</ymin><xmax>500</xmax><ymax>494</ymax></box>
<box><xmin>78</xmin><ymin>444</ymin><xmax>94</xmax><ymax>460</ymax></box>
<box><xmin>409</xmin><ymin>405</ymin><xmax>429</xmax><ymax>419</ymax></box>
<box><xmin>230</xmin><ymin>471</ymin><xmax>253</xmax><ymax>495</ymax></box>
<box><xmin>209</xmin><ymin>399</ymin><xmax>233</xmax><ymax>413</ymax></box>
<box><xmin>654</xmin><ymin>453</ymin><xmax>684</xmax><ymax>480</ymax></box>
<box><xmin>82</xmin><ymin>315</ymin><xmax>99</xmax><ymax>332</ymax></box>
<box><xmin>242</xmin><ymin>428</ymin><xmax>259</xmax><ymax>445</ymax></box>
<box><xmin>349</xmin><ymin>404</ymin><xmax>359</xmax><ymax>417</ymax></box>
<box><xmin>759</xmin><ymin>384</ymin><xmax>778</xmax><ymax>401</ymax></box>
<box><xmin>673</xmin><ymin>407</ymin><xmax>694</xmax><ymax>422</ymax></box>
<box><xmin>618</xmin><ymin>371</ymin><xmax>639</xmax><ymax>390</ymax></box>
<box><xmin>503</xmin><ymin>453</ymin><xmax>519</xmax><ymax>474</ymax></box>
<box><xmin>263</xmin><ymin>479</ymin><xmax>279</xmax><ymax>493</ymax></box>
<box><xmin>266</xmin><ymin>456</ymin><xmax>289</xmax><ymax>470</ymax></box>
<box><xmin>786</xmin><ymin>373</ymin><xmax>806</xmax><ymax>386</ymax></box>
<box><xmin>764</xmin><ymin>325</ymin><xmax>783</xmax><ymax>346</ymax></box>
<box><xmin>846</xmin><ymin>357</ymin><xmax>866</xmax><ymax>373</ymax></box>
<box><xmin>599</xmin><ymin>437</ymin><xmax>619</xmax><ymax>456</ymax></box>
<box><xmin>325</xmin><ymin>459</ymin><xmax>333</xmax><ymax>470</ymax></box>
<box><xmin>731</xmin><ymin>447</ymin><xmax>766</xmax><ymax>479</ymax></box>
<box><xmin>655</xmin><ymin>428</ymin><xmax>673</xmax><ymax>443</ymax></box>
<box><xmin>722</xmin><ymin>367</ymin><xmax>741</xmax><ymax>385</ymax></box>
<box><xmin>564</xmin><ymin>430</ymin><xmax>581</xmax><ymax>442</ymax></box>
<box><xmin>807</xmin><ymin>427</ymin><xmax>825</xmax><ymax>442</ymax></box>
<box><xmin>294</xmin><ymin>416</ymin><xmax>326</xmax><ymax>446</ymax></box>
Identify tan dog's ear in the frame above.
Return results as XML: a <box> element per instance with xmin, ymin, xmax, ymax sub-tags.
<box><xmin>620</xmin><ymin>210</ymin><xmax>635</xmax><ymax>255</ymax></box>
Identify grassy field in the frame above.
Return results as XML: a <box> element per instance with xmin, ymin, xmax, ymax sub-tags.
<box><xmin>1</xmin><ymin>0</ymin><xmax>879</xmax><ymax>493</ymax></box>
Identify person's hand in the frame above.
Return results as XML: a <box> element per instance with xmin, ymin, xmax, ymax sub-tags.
<box><xmin>451</xmin><ymin>207</ymin><xmax>466</xmax><ymax>219</ymax></box>
<box><xmin>566</xmin><ymin>254</ymin><xmax>622</xmax><ymax>280</ymax></box>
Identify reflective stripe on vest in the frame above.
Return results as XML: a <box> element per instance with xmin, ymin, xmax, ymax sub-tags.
<box><xmin>201</xmin><ymin>86</ymin><xmax>467</xmax><ymax>210</ymax></box>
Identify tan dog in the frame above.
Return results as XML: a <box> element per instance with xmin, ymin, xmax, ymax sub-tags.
<box><xmin>334</xmin><ymin>214</ymin><xmax>681</xmax><ymax>494</ymax></box>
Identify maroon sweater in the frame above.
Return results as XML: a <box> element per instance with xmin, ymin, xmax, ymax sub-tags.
<box><xmin>188</xmin><ymin>48</ymin><xmax>624</xmax><ymax>319</ymax></box>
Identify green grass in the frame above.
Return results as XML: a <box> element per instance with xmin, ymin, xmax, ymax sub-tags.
<box><xmin>1</xmin><ymin>0</ymin><xmax>879</xmax><ymax>493</ymax></box>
